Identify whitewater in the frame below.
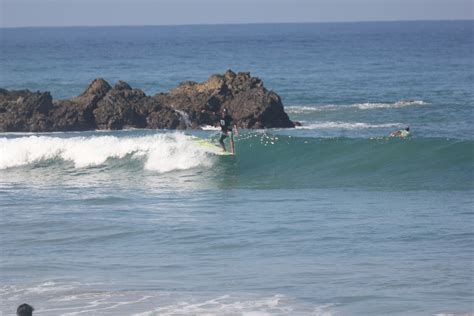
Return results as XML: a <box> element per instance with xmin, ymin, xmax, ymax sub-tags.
<box><xmin>0</xmin><ymin>133</ymin><xmax>213</xmax><ymax>172</ymax></box>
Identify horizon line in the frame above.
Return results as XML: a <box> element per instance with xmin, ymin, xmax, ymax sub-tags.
<box><xmin>1</xmin><ymin>18</ymin><xmax>472</xmax><ymax>29</ymax></box>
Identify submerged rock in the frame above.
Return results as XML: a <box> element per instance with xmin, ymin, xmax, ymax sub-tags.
<box><xmin>0</xmin><ymin>70</ymin><xmax>294</xmax><ymax>132</ymax></box>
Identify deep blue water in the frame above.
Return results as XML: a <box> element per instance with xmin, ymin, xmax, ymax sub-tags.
<box><xmin>0</xmin><ymin>21</ymin><xmax>473</xmax><ymax>315</ymax></box>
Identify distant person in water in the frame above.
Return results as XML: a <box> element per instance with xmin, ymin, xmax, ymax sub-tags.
<box><xmin>218</xmin><ymin>108</ymin><xmax>238</xmax><ymax>154</ymax></box>
<box><xmin>390</xmin><ymin>126</ymin><xmax>410</xmax><ymax>138</ymax></box>
<box><xmin>17</xmin><ymin>304</ymin><xmax>34</xmax><ymax>316</ymax></box>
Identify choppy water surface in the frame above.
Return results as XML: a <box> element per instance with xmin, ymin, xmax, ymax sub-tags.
<box><xmin>1</xmin><ymin>21</ymin><xmax>473</xmax><ymax>315</ymax></box>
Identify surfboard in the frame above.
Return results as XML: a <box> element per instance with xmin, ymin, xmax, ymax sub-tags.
<box><xmin>389</xmin><ymin>130</ymin><xmax>410</xmax><ymax>138</ymax></box>
<box><xmin>192</xmin><ymin>137</ymin><xmax>234</xmax><ymax>156</ymax></box>
<box><xmin>399</xmin><ymin>130</ymin><xmax>410</xmax><ymax>138</ymax></box>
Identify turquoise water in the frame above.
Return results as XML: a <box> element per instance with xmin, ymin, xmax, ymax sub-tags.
<box><xmin>1</xmin><ymin>21</ymin><xmax>473</xmax><ymax>315</ymax></box>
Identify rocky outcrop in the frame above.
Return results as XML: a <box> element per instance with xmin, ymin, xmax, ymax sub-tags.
<box><xmin>0</xmin><ymin>89</ymin><xmax>55</xmax><ymax>132</ymax></box>
<box><xmin>0</xmin><ymin>70</ymin><xmax>294</xmax><ymax>132</ymax></box>
<box><xmin>50</xmin><ymin>78</ymin><xmax>111</xmax><ymax>131</ymax></box>
<box><xmin>160</xmin><ymin>70</ymin><xmax>294</xmax><ymax>129</ymax></box>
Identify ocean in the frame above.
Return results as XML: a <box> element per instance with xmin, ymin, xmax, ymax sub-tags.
<box><xmin>0</xmin><ymin>21</ymin><xmax>473</xmax><ymax>315</ymax></box>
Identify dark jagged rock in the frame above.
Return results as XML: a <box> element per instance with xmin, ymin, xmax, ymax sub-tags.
<box><xmin>50</xmin><ymin>79</ymin><xmax>108</xmax><ymax>131</ymax></box>
<box><xmin>161</xmin><ymin>70</ymin><xmax>294</xmax><ymax>128</ymax></box>
<box><xmin>93</xmin><ymin>86</ymin><xmax>147</xmax><ymax>130</ymax></box>
<box><xmin>147</xmin><ymin>109</ymin><xmax>185</xmax><ymax>129</ymax></box>
<box><xmin>114</xmin><ymin>80</ymin><xmax>132</xmax><ymax>91</ymax></box>
<box><xmin>80</xmin><ymin>78</ymin><xmax>112</xmax><ymax>97</ymax></box>
<box><xmin>0</xmin><ymin>71</ymin><xmax>294</xmax><ymax>132</ymax></box>
<box><xmin>0</xmin><ymin>89</ymin><xmax>55</xmax><ymax>132</ymax></box>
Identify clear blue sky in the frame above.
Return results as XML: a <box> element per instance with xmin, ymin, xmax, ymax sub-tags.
<box><xmin>1</xmin><ymin>0</ymin><xmax>473</xmax><ymax>27</ymax></box>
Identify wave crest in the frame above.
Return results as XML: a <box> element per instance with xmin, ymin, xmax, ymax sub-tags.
<box><xmin>0</xmin><ymin>133</ymin><xmax>214</xmax><ymax>172</ymax></box>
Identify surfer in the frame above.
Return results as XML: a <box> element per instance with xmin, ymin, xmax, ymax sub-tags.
<box><xmin>390</xmin><ymin>126</ymin><xmax>410</xmax><ymax>138</ymax></box>
<box><xmin>218</xmin><ymin>108</ymin><xmax>238</xmax><ymax>154</ymax></box>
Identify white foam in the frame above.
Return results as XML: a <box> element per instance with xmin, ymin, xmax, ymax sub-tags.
<box><xmin>132</xmin><ymin>294</ymin><xmax>333</xmax><ymax>316</ymax></box>
<box><xmin>1</xmin><ymin>282</ymin><xmax>334</xmax><ymax>316</ymax></box>
<box><xmin>354</xmin><ymin>100</ymin><xmax>427</xmax><ymax>110</ymax></box>
<box><xmin>200</xmin><ymin>125</ymin><xmax>220</xmax><ymax>131</ymax></box>
<box><xmin>296</xmin><ymin>121</ymin><xmax>403</xmax><ymax>130</ymax></box>
<box><xmin>285</xmin><ymin>105</ymin><xmax>333</xmax><ymax>114</ymax></box>
<box><xmin>175</xmin><ymin>109</ymin><xmax>192</xmax><ymax>127</ymax></box>
<box><xmin>285</xmin><ymin>100</ymin><xmax>427</xmax><ymax>113</ymax></box>
<box><xmin>0</xmin><ymin>133</ymin><xmax>214</xmax><ymax>172</ymax></box>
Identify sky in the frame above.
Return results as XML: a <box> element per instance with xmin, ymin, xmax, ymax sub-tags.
<box><xmin>0</xmin><ymin>0</ymin><xmax>473</xmax><ymax>28</ymax></box>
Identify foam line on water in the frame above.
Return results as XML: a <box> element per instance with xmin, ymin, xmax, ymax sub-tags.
<box><xmin>296</xmin><ymin>121</ymin><xmax>404</xmax><ymax>130</ymax></box>
<box><xmin>0</xmin><ymin>133</ymin><xmax>214</xmax><ymax>172</ymax></box>
<box><xmin>285</xmin><ymin>100</ymin><xmax>427</xmax><ymax>113</ymax></box>
<box><xmin>133</xmin><ymin>294</ymin><xmax>333</xmax><ymax>316</ymax></box>
<box><xmin>0</xmin><ymin>282</ymin><xmax>334</xmax><ymax>316</ymax></box>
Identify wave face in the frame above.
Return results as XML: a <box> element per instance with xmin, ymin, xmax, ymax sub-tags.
<box><xmin>232</xmin><ymin>133</ymin><xmax>473</xmax><ymax>190</ymax></box>
<box><xmin>1</xmin><ymin>131</ymin><xmax>472</xmax><ymax>190</ymax></box>
<box><xmin>0</xmin><ymin>133</ymin><xmax>213</xmax><ymax>173</ymax></box>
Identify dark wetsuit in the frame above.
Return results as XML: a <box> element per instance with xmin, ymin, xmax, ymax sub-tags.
<box><xmin>219</xmin><ymin>114</ymin><xmax>234</xmax><ymax>146</ymax></box>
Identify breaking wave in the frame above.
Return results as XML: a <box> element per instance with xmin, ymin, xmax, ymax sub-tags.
<box><xmin>1</xmin><ymin>131</ymin><xmax>472</xmax><ymax>190</ymax></box>
<box><xmin>0</xmin><ymin>133</ymin><xmax>214</xmax><ymax>173</ymax></box>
